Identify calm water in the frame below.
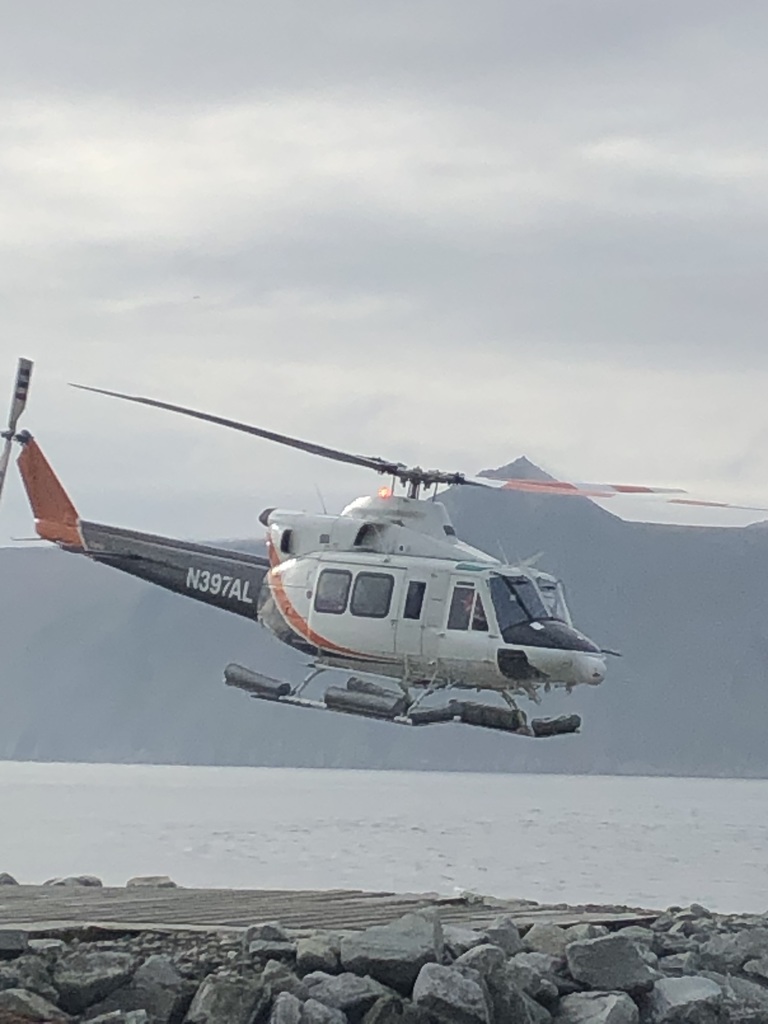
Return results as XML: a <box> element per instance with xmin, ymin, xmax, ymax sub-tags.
<box><xmin>1</xmin><ymin>762</ymin><xmax>766</xmax><ymax>913</ymax></box>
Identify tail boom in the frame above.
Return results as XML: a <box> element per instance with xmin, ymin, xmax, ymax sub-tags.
<box><xmin>15</xmin><ymin>433</ymin><xmax>268</xmax><ymax>618</ymax></box>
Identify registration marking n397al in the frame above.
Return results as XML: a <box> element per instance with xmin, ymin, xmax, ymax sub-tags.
<box><xmin>186</xmin><ymin>567</ymin><xmax>254</xmax><ymax>603</ymax></box>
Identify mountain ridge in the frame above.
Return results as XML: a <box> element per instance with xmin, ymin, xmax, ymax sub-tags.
<box><xmin>2</xmin><ymin>464</ymin><xmax>767</xmax><ymax>776</ymax></box>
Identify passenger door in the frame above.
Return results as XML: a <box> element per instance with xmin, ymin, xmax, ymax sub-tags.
<box><xmin>394</xmin><ymin>575</ymin><xmax>429</xmax><ymax>657</ymax></box>
<box><xmin>309</xmin><ymin>563</ymin><xmax>405</xmax><ymax>655</ymax></box>
<box><xmin>420</xmin><ymin>567</ymin><xmax>451</xmax><ymax>661</ymax></box>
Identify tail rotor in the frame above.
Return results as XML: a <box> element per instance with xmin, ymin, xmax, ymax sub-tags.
<box><xmin>0</xmin><ymin>358</ymin><xmax>33</xmax><ymax>504</ymax></box>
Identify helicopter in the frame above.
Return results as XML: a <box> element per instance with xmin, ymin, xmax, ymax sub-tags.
<box><xmin>3</xmin><ymin>357</ymin><xmax>760</xmax><ymax>739</ymax></box>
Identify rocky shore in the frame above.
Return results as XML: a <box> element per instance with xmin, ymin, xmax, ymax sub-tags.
<box><xmin>1</xmin><ymin>878</ymin><xmax>768</xmax><ymax>1023</ymax></box>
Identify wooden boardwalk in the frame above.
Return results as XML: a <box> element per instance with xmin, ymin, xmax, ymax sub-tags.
<box><xmin>0</xmin><ymin>886</ymin><xmax>658</xmax><ymax>937</ymax></box>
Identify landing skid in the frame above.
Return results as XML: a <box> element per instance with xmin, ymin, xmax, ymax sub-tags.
<box><xmin>223</xmin><ymin>664</ymin><xmax>581</xmax><ymax>738</ymax></box>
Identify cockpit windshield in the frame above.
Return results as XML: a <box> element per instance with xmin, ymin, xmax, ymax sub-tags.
<box><xmin>537</xmin><ymin>580</ymin><xmax>571</xmax><ymax>625</ymax></box>
<box><xmin>489</xmin><ymin>574</ymin><xmax>550</xmax><ymax>637</ymax></box>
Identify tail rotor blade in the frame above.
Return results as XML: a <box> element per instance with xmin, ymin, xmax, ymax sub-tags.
<box><xmin>0</xmin><ymin>436</ymin><xmax>12</xmax><ymax>504</ymax></box>
<box><xmin>7</xmin><ymin>358</ymin><xmax>33</xmax><ymax>435</ymax></box>
<box><xmin>0</xmin><ymin>357</ymin><xmax>34</xmax><ymax>505</ymax></box>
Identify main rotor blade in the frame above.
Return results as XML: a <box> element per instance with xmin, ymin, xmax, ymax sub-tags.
<box><xmin>7</xmin><ymin>358</ymin><xmax>33</xmax><ymax>435</ymax></box>
<box><xmin>468</xmin><ymin>476</ymin><xmax>687</xmax><ymax>498</ymax></box>
<box><xmin>72</xmin><ymin>384</ymin><xmax>406</xmax><ymax>476</ymax></box>
<box><xmin>471</xmin><ymin>474</ymin><xmax>768</xmax><ymax>513</ymax></box>
<box><xmin>668</xmin><ymin>497</ymin><xmax>768</xmax><ymax>512</ymax></box>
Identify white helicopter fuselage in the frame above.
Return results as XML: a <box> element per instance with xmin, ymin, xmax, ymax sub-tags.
<box><xmin>257</xmin><ymin>494</ymin><xmax>606</xmax><ymax>698</ymax></box>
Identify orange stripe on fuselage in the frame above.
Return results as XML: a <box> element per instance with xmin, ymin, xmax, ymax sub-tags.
<box><xmin>265</xmin><ymin>537</ymin><xmax>393</xmax><ymax>661</ymax></box>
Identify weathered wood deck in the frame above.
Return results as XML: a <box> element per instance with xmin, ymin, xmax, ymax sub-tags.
<box><xmin>0</xmin><ymin>886</ymin><xmax>658</xmax><ymax>937</ymax></box>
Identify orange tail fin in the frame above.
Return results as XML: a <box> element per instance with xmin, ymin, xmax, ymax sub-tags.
<box><xmin>17</xmin><ymin>435</ymin><xmax>83</xmax><ymax>549</ymax></box>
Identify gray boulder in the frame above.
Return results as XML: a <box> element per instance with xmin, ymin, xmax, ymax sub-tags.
<box><xmin>504</xmin><ymin>958</ymin><xmax>559</xmax><ymax>1010</ymax></box>
<box><xmin>85</xmin><ymin>955</ymin><xmax>190</xmax><ymax>1024</ymax></box>
<box><xmin>524</xmin><ymin>924</ymin><xmax>567</xmax><ymax>958</ymax></box>
<box><xmin>453</xmin><ymin>945</ymin><xmax>505</xmax><ymax>977</ymax></box>
<box><xmin>89</xmin><ymin>1012</ymin><xmax>150</xmax><ymax>1024</ymax></box>
<box><xmin>743</xmin><ymin>955</ymin><xmax>768</xmax><ymax>982</ymax></box>
<box><xmin>0</xmin><ymin>954</ymin><xmax>58</xmax><ymax>1003</ymax></box>
<box><xmin>28</xmin><ymin>939</ymin><xmax>66</xmax><ymax>955</ymax></box>
<box><xmin>250</xmin><ymin>940</ymin><xmax>297</xmax><ymax>961</ymax></box>
<box><xmin>0</xmin><ymin>986</ymin><xmax>70</xmax><ymax>1021</ymax></box>
<box><xmin>513</xmin><ymin>953</ymin><xmax>577</xmax><ymax>997</ymax></box>
<box><xmin>452</xmin><ymin>950</ymin><xmax>541</xmax><ymax>1022</ymax></box>
<box><xmin>556</xmin><ymin>992</ymin><xmax>639</xmax><ymax>1024</ymax></box>
<box><xmin>297</xmin><ymin>935</ymin><xmax>342</xmax><ymax>976</ymax></box>
<box><xmin>566</xmin><ymin>936</ymin><xmax>658</xmax><ymax>994</ymax></box>
<box><xmin>659</xmin><ymin>952</ymin><xmax>700</xmax><ymax>977</ymax></box>
<box><xmin>53</xmin><ymin>951</ymin><xmax>136</xmax><ymax>1014</ymax></box>
<box><xmin>184</xmin><ymin>974</ymin><xmax>269</xmax><ymax>1024</ymax></box>
<box><xmin>645</xmin><ymin>976</ymin><xmax>722</xmax><ymax>1024</ymax></box>
<box><xmin>271</xmin><ymin>991</ymin><xmax>303</xmax><ymax>1024</ymax></box>
<box><xmin>246</xmin><ymin>923</ymin><xmax>291</xmax><ymax>944</ymax></box>
<box><xmin>340</xmin><ymin>914</ymin><xmax>443</xmax><ymax>994</ymax></box>
<box><xmin>443</xmin><ymin>928</ymin><xmax>486</xmax><ymax>959</ymax></box>
<box><xmin>126</xmin><ymin>876</ymin><xmax>178</xmax><ymax>889</ymax></box>
<box><xmin>717</xmin><ymin>974</ymin><xmax>768</xmax><ymax>1018</ymax></box>
<box><xmin>484</xmin><ymin>963</ymin><xmax>543</xmax><ymax>1024</ymax></box>
<box><xmin>483</xmin><ymin>917</ymin><xmax>524</xmax><ymax>956</ymax></box>
<box><xmin>304</xmin><ymin>972</ymin><xmax>389</xmax><ymax>1023</ymax></box>
<box><xmin>44</xmin><ymin>875</ymin><xmax>103</xmax><ymax>887</ymax></box>
<box><xmin>412</xmin><ymin>964</ymin><xmax>489</xmax><ymax>1024</ymax></box>
<box><xmin>698</xmin><ymin>928</ymin><xmax>768</xmax><ymax>974</ymax></box>
<box><xmin>515</xmin><ymin>952</ymin><xmax>563</xmax><ymax>972</ymax></box>
<box><xmin>614</xmin><ymin>928</ymin><xmax>655</xmax><ymax>951</ymax></box>
<box><xmin>654</xmin><ymin>934</ymin><xmax>695</xmax><ymax>958</ymax></box>
<box><xmin>523</xmin><ymin>996</ymin><xmax>552</xmax><ymax>1024</ymax></box>
<box><xmin>247</xmin><ymin>922</ymin><xmax>296</xmax><ymax>962</ymax></box>
<box><xmin>563</xmin><ymin>925</ymin><xmax>609</xmax><ymax>945</ymax></box>
<box><xmin>263</xmin><ymin>960</ymin><xmax>310</xmax><ymax>1001</ymax></box>
<box><xmin>0</xmin><ymin>929</ymin><xmax>29</xmax><ymax>961</ymax></box>
<box><xmin>0</xmin><ymin>873</ymin><xmax>18</xmax><ymax>885</ymax></box>
<box><xmin>361</xmin><ymin>994</ymin><xmax>434</xmax><ymax>1024</ymax></box>
<box><xmin>301</xmin><ymin>998</ymin><xmax>347</xmax><ymax>1024</ymax></box>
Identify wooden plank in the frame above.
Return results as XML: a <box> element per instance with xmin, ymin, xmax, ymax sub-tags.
<box><xmin>0</xmin><ymin>886</ymin><xmax>658</xmax><ymax>935</ymax></box>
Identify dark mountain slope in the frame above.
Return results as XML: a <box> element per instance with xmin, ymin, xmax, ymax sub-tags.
<box><xmin>1</xmin><ymin>468</ymin><xmax>767</xmax><ymax>775</ymax></box>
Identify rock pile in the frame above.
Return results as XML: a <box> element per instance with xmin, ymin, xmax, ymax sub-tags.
<box><xmin>1</xmin><ymin>904</ymin><xmax>768</xmax><ymax>1023</ymax></box>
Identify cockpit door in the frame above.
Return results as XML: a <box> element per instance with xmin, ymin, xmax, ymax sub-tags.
<box><xmin>438</xmin><ymin>576</ymin><xmax>494</xmax><ymax>667</ymax></box>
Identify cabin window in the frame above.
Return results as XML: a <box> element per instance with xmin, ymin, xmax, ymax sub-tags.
<box><xmin>280</xmin><ymin>529</ymin><xmax>293</xmax><ymax>555</ymax></box>
<box><xmin>472</xmin><ymin>594</ymin><xmax>489</xmax><ymax>632</ymax></box>
<box><xmin>351</xmin><ymin>572</ymin><xmax>394</xmax><ymax>618</ymax></box>
<box><xmin>403</xmin><ymin>580</ymin><xmax>426</xmax><ymax>620</ymax></box>
<box><xmin>447</xmin><ymin>584</ymin><xmax>475</xmax><ymax>630</ymax></box>
<box><xmin>314</xmin><ymin>569</ymin><xmax>351</xmax><ymax>614</ymax></box>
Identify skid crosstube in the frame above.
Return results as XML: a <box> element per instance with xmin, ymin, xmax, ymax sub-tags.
<box><xmin>223</xmin><ymin>664</ymin><xmax>581</xmax><ymax>738</ymax></box>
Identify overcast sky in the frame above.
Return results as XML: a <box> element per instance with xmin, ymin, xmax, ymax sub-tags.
<box><xmin>2</xmin><ymin>0</ymin><xmax>768</xmax><ymax>546</ymax></box>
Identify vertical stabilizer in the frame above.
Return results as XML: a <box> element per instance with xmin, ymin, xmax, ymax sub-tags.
<box><xmin>17</xmin><ymin>435</ymin><xmax>83</xmax><ymax>548</ymax></box>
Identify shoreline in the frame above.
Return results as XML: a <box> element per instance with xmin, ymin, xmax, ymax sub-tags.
<box><xmin>3</xmin><ymin>757</ymin><xmax>768</xmax><ymax>782</ymax></box>
<box><xmin>1</xmin><ymin>880</ymin><xmax>766</xmax><ymax>1023</ymax></box>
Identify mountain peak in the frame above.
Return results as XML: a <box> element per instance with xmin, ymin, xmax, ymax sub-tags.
<box><xmin>478</xmin><ymin>456</ymin><xmax>555</xmax><ymax>483</ymax></box>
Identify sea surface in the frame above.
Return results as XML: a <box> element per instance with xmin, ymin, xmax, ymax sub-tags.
<box><xmin>1</xmin><ymin>762</ymin><xmax>766</xmax><ymax>914</ymax></box>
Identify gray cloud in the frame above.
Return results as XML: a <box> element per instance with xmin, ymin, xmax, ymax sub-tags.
<box><xmin>2</xmin><ymin>1</ymin><xmax>768</xmax><ymax>545</ymax></box>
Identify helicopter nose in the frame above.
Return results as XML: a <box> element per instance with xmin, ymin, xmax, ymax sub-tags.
<box><xmin>577</xmin><ymin>653</ymin><xmax>607</xmax><ymax>685</ymax></box>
